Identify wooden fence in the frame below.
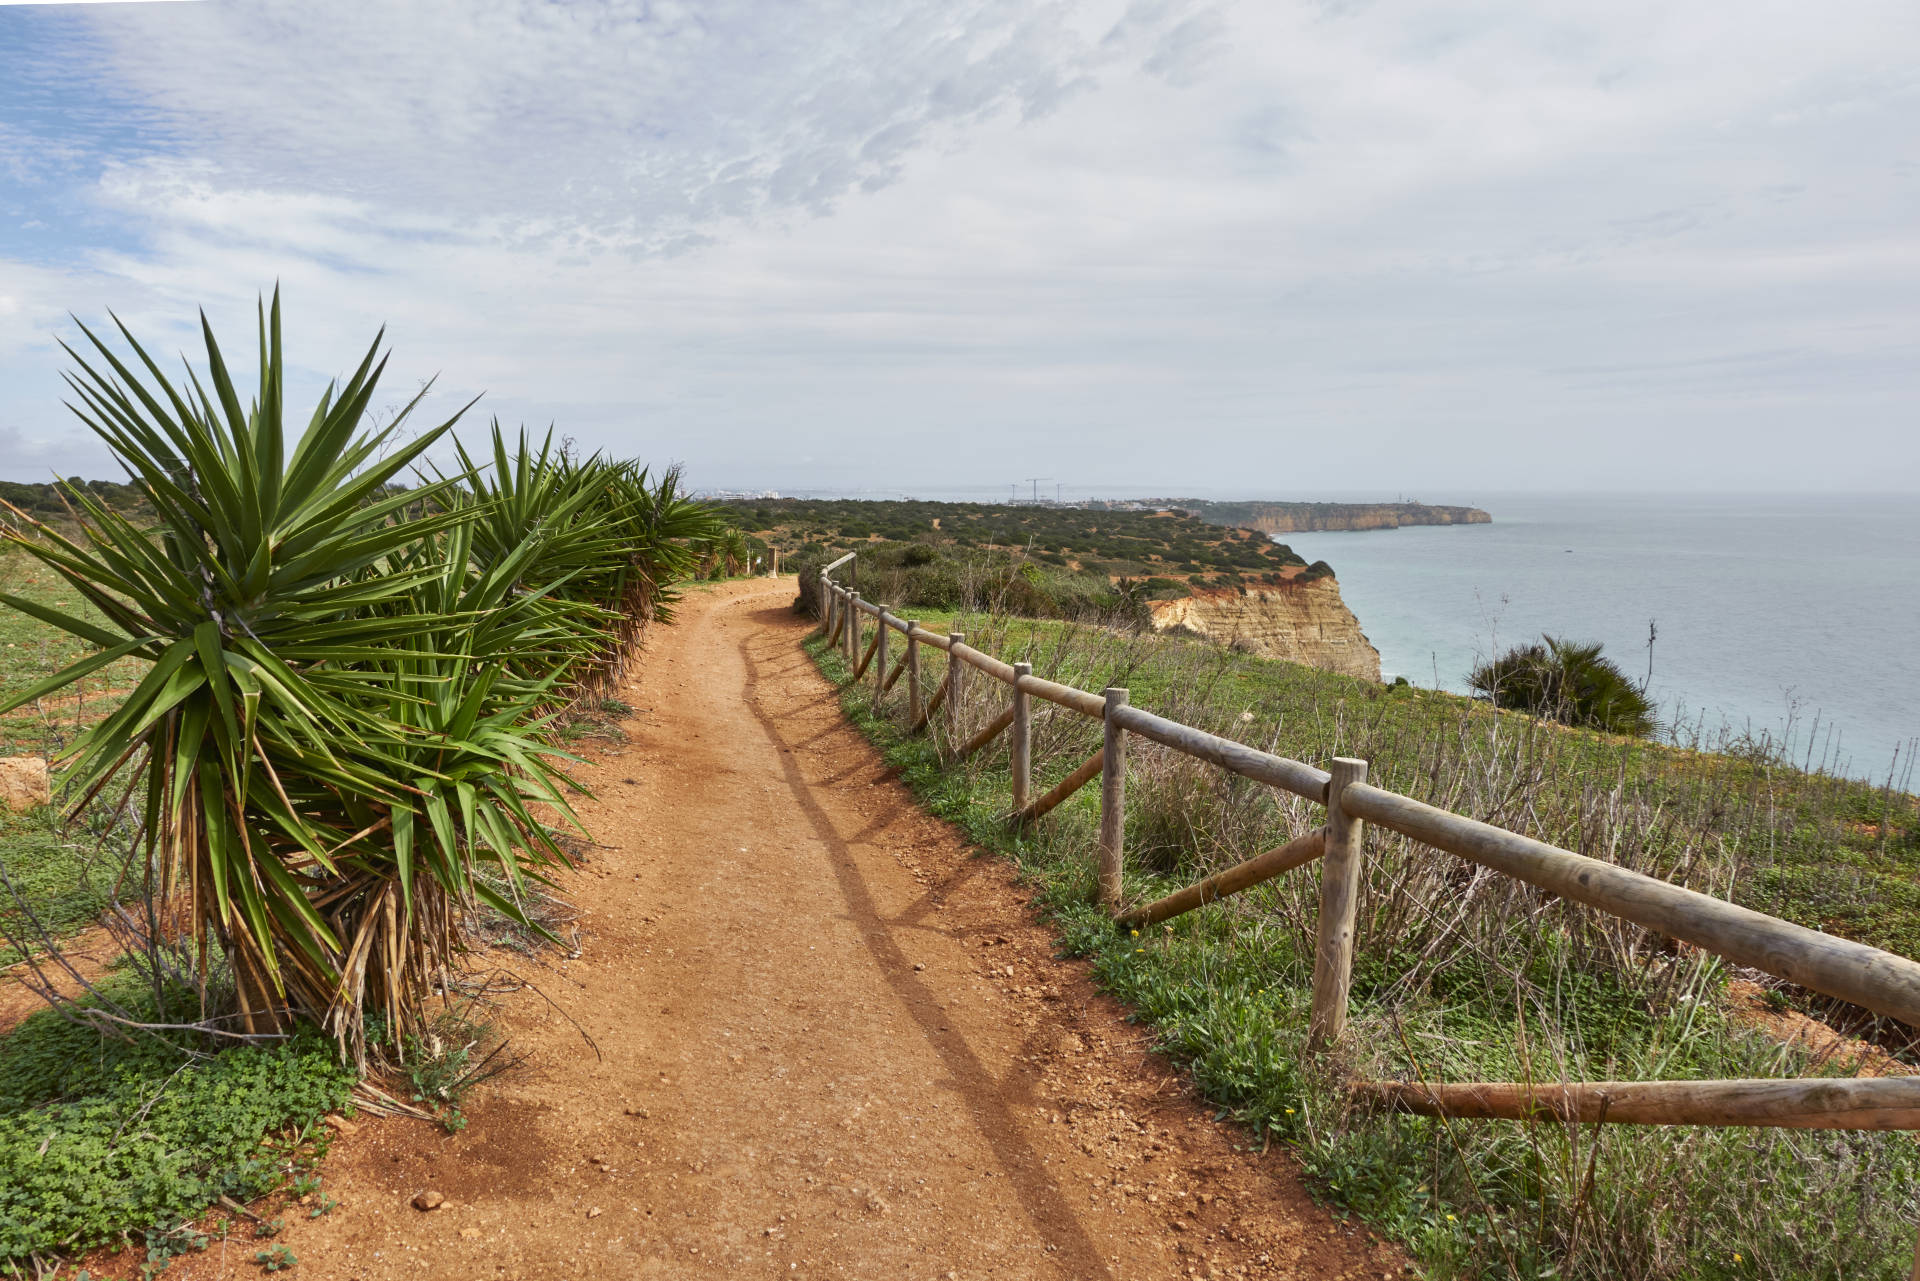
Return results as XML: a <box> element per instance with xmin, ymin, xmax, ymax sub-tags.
<box><xmin>814</xmin><ymin>558</ymin><xmax>1920</xmax><ymax>1264</ymax></box>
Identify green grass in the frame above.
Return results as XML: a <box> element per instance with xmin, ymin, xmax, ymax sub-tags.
<box><xmin>805</xmin><ymin>614</ymin><xmax>1920</xmax><ymax>1280</ymax></box>
<box><xmin>0</xmin><ymin>806</ymin><xmax>130</xmax><ymax>966</ymax></box>
<box><xmin>0</xmin><ymin>548</ymin><xmax>139</xmax><ymax>759</ymax></box>
<box><xmin>0</xmin><ymin>550</ymin><xmax>143</xmax><ymax>966</ymax></box>
<box><xmin>0</xmin><ymin>973</ymin><xmax>354</xmax><ymax>1271</ymax></box>
<box><xmin>863</xmin><ymin>607</ymin><xmax>1920</xmax><ymax>972</ymax></box>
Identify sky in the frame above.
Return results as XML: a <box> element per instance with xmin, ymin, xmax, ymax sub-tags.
<box><xmin>0</xmin><ymin>0</ymin><xmax>1916</xmax><ymax>498</ymax></box>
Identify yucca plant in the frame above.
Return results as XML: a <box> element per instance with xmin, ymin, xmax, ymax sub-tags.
<box><xmin>718</xmin><ymin>527</ymin><xmax>752</xmax><ymax>577</ymax></box>
<box><xmin>447</xmin><ymin>427</ymin><xmax>628</xmax><ymax>695</ymax></box>
<box><xmin>448</xmin><ymin>429</ymin><xmax>719</xmax><ymax>698</ymax></box>
<box><xmin>1469</xmin><ymin>634</ymin><xmax>1660</xmax><ymax>738</ymax></box>
<box><xmin>0</xmin><ymin>294</ymin><xmax>589</xmax><ymax>1059</ymax></box>
<box><xmin>604</xmin><ymin>458</ymin><xmax>717</xmax><ymax>631</ymax></box>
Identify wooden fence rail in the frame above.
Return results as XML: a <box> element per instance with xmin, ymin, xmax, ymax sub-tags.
<box><xmin>1354</xmin><ymin>1076</ymin><xmax>1920</xmax><ymax>1130</ymax></box>
<box><xmin>810</xmin><ymin>556</ymin><xmax>1920</xmax><ymax>1275</ymax></box>
<box><xmin>815</xmin><ymin>566</ymin><xmax>1920</xmax><ymax>1046</ymax></box>
<box><xmin>811</xmin><ymin>561</ymin><xmax>1920</xmax><ymax>1264</ymax></box>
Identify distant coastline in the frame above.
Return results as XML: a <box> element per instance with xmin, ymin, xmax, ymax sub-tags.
<box><xmin>1177</xmin><ymin>499</ymin><xmax>1493</xmax><ymax>535</ymax></box>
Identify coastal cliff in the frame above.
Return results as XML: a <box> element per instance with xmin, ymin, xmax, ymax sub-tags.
<box><xmin>1184</xmin><ymin>500</ymin><xmax>1491</xmax><ymax>535</ymax></box>
<box><xmin>1147</xmin><ymin>580</ymin><xmax>1382</xmax><ymax>681</ymax></box>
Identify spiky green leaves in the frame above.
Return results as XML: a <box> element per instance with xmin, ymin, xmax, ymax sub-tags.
<box><xmin>0</xmin><ymin>291</ymin><xmax>710</xmax><ymax>1059</ymax></box>
<box><xmin>1469</xmin><ymin>635</ymin><xmax>1660</xmax><ymax>738</ymax></box>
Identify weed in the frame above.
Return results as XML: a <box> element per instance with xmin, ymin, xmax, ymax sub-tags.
<box><xmin>403</xmin><ymin>1002</ymin><xmax>514</xmax><ymax>1131</ymax></box>
<box><xmin>0</xmin><ymin>974</ymin><xmax>352</xmax><ymax>1265</ymax></box>
<box><xmin>253</xmin><ymin>1244</ymin><xmax>296</xmax><ymax>1272</ymax></box>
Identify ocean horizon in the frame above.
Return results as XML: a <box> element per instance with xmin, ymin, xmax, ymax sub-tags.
<box><xmin>1276</xmin><ymin>491</ymin><xmax>1920</xmax><ymax>784</ymax></box>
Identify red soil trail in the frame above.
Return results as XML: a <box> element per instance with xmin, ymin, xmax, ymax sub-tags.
<box><xmin>171</xmin><ymin>578</ymin><xmax>1404</xmax><ymax>1280</ymax></box>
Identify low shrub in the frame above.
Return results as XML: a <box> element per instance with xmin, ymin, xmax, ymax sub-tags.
<box><xmin>0</xmin><ymin>975</ymin><xmax>353</xmax><ymax>1262</ymax></box>
<box><xmin>1470</xmin><ymin>635</ymin><xmax>1659</xmax><ymax>737</ymax></box>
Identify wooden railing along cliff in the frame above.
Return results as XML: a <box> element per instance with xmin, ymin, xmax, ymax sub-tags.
<box><xmin>812</xmin><ymin>555</ymin><xmax>1920</xmax><ymax>1266</ymax></box>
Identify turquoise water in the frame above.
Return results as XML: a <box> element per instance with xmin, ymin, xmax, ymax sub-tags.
<box><xmin>1278</xmin><ymin>493</ymin><xmax>1920</xmax><ymax>783</ymax></box>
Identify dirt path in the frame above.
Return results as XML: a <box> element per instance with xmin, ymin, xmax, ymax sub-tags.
<box><xmin>176</xmin><ymin>580</ymin><xmax>1404</xmax><ymax>1281</ymax></box>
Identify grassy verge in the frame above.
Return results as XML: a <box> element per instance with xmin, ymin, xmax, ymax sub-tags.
<box><xmin>843</xmin><ymin>605</ymin><xmax>1920</xmax><ymax>988</ymax></box>
<box><xmin>803</xmin><ymin>613</ymin><xmax>1920</xmax><ymax>1281</ymax></box>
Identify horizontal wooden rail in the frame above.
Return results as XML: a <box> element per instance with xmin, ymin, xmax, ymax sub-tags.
<box><xmin>1117</xmin><ymin>828</ymin><xmax>1327</xmax><ymax>931</ymax></box>
<box><xmin>815</xmin><ymin>551</ymin><xmax>1920</xmax><ymax>1045</ymax></box>
<box><xmin>1341</xmin><ymin>782</ymin><xmax>1920</xmax><ymax>1029</ymax></box>
<box><xmin>812</xmin><ymin>549</ymin><xmax>1920</xmax><ymax>1260</ymax></box>
<box><xmin>906</xmin><ymin>625</ymin><xmax>954</xmax><ymax>652</ymax></box>
<box><xmin>1016</xmin><ymin>671</ymin><xmax>1106</xmax><ymax>720</ymax></box>
<box><xmin>952</xmin><ymin>640</ymin><xmax>1017</xmax><ymax>684</ymax></box>
<box><xmin>819</xmin><ymin>552</ymin><xmax>856</xmax><ymax>584</ymax></box>
<box><xmin>958</xmin><ymin>705</ymin><xmax>1016</xmax><ymax>761</ymax></box>
<box><xmin>1354</xmin><ymin>1076</ymin><xmax>1920</xmax><ymax>1130</ymax></box>
<box><xmin>894</xmin><ymin>627</ymin><xmax>1102</xmax><ymax>717</ymax></box>
<box><xmin>1111</xmin><ymin>704</ymin><xmax>1330</xmax><ymax>803</ymax></box>
<box><xmin>1017</xmin><ymin>748</ymin><xmax>1105</xmax><ymax>822</ymax></box>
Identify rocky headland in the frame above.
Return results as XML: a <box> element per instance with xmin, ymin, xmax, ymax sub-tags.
<box><xmin>1146</xmin><ymin>577</ymin><xmax>1382</xmax><ymax>681</ymax></box>
<box><xmin>1181</xmin><ymin>500</ymin><xmax>1491</xmax><ymax>535</ymax></box>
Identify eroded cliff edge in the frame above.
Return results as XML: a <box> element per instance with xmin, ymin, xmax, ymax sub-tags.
<box><xmin>1147</xmin><ymin>580</ymin><xmax>1382</xmax><ymax>681</ymax></box>
<box><xmin>1183</xmin><ymin>500</ymin><xmax>1491</xmax><ymax>535</ymax></box>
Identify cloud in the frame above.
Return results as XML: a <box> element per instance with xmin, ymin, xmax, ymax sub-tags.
<box><xmin>60</xmin><ymin>1</ymin><xmax>1187</xmax><ymax>246</ymax></box>
<box><xmin>0</xmin><ymin>0</ymin><xmax>1916</xmax><ymax>492</ymax></box>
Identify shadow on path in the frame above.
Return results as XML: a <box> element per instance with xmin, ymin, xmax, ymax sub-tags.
<box><xmin>735</xmin><ymin>605</ymin><xmax>1114</xmax><ymax>1280</ymax></box>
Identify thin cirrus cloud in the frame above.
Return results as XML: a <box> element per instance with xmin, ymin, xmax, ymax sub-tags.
<box><xmin>0</xmin><ymin>0</ymin><xmax>1916</xmax><ymax>495</ymax></box>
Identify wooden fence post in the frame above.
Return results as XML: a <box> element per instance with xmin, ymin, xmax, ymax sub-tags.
<box><xmin>819</xmin><ymin>575</ymin><xmax>833</xmax><ymax>638</ymax></box>
<box><xmin>872</xmin><ymin>608</ymin><xmax>890</xmax><ymax>711</ymax></box>
<box><xmin>1099</xmin><ymin>687</ymin><xmax>1129</xmax><ymax>910</ymax></box>
<box><xmin>1309</xmin><ymin>757</ymin><xmax>1369</xmax><ymax>1051</ymax></box>
<box><xmin>846</xmin><ymin>593</ymin><xmax>861</xmax><ymax>667</ymax></box>
<box><xmin>945</xmin><ymin>633</ymin><xmax>965</xmax><ymax>748</ymax></box>
<box><xmin>906</xmin><ymin>622</ymin><xmax>924</xmax><ymax>725</ymax></box>
<box><xmin>1011</xmin><ymin>661</ymin><xmax>1032</xmax><ymax>813</ymax></box>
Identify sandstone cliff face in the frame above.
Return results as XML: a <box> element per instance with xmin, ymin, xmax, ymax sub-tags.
<box><xmin>1147</xmin><ymin>581</ymin><xmax>1381</xmax><ymax>681</ymax></box>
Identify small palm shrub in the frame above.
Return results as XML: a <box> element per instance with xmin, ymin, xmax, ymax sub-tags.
<box><xmin>0</xmin><ymin>293</ymin><xmax>710</xmax><ymax>1061</ymax></box>
<box><xmin>449</xmin><ymin>426</ymin><xmax>714</xmax><ymax>693</ymax></box>
<box><xmin>1469</xmin><ymin>634</ymin><xmax>1659</xmax><ymax>737</ymax></box>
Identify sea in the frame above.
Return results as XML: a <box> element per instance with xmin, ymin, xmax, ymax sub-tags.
<box><xmin>1275</xmin><ymin>492</ymin><xmax>1920</xmax><ymax>784</ymax></box>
